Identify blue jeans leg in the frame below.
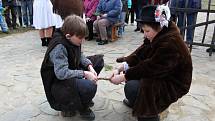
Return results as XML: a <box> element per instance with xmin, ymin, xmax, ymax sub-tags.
<box><xmin>124</xmin><ymin>80</ymin><xmax>140</xmax><ymax>106</ymax></box>
<box><xmin>186</xmin><ymin>13</ymin><xmax>197</xmax><ymax>44</ymax></box>
<box><xmin>76</xmin><ymin>79</ymin><xmax>97</xmax><ymax>106</ymax></box>
<box><xmin>22</xmin><ymin>0</ymin><xmax>33</xmax><ymax>26</ymax></box>
<box><xmin>118</xmin><ymin>12</ymin><xmax>126</xmax><ymax>35</ymax></box>
<box><xmin>27</xmin><ymin>0</ymin><xmax>33</xmax><ymax>25</ymax></box>
<box><xmin>0</xmin><ymin>15</ymin><xmax>8</xmax><ymax>32</ymax></box>
<box><xmin>177</xmin><ymin>12</ymin><xmax>186</xmax><ymax>35</ymax></box>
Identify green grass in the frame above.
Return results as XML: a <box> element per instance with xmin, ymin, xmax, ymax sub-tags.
<box><xmin>104</xmin><ymin>64</ymin><xmax>113</xmax><ymax>71</ymax></box>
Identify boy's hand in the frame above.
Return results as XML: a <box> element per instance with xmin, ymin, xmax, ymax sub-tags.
<box><xmin>88</xmin><ymin>65</ymin><xmax>97</xmax><ymax>76</ymax></box>
<box><xmin>84</xmin><ymin>71</ymin><xmax>98</xmax><ymax>84</ymax></box>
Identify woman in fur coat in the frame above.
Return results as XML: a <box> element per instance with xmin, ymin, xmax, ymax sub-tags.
<box><xmin>110</xmin><ymin>5</ymin><xmax>193</xmax><ymax>121</ymax></box>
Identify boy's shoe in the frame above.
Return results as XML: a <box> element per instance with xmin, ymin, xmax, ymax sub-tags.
<box><xmin>123</xmin><ymin>99</ymin><xmax>133</xmax><ymax>108</ymax></box>
<box><xmin>61</xmin><ymin>111</ymin><xmax>76</xmax><ymax>117</ymax></box>
<box><xmin>98</xmin><ymin>40</ymin><xmax>108</xmax><ymax>45</ymax></box>
<box><xmin>79</xmin><ymin>107</ymin><xmax>95</xmax><ymax>120</ymax></box>
<box><xmin>206</xmin><ymin>47</ymin><xmax>215</xmax><ymax>52</ymax></box>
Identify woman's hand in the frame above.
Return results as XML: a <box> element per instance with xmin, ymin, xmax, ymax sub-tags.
<box><xmin>110</xmin><ymin>74</ymin><xmax>126</xmax><ymax>85</ymax></box>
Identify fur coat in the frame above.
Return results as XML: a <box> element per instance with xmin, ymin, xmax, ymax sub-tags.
<box><xmin>123</xmin><ymin>22</ymin><xmax>193</xmax><ymax>117</ymax></box>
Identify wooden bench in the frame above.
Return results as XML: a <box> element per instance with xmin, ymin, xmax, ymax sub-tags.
<box><xmin>107</xmin><ymin>22</ymin><xmax>124</xmax><ymax>41</ymax></box>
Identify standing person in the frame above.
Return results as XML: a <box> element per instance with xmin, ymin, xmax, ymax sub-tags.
<box><xmin>170</xmin><ymin>0</ymin><xmax>201</xmax><ymax>47</ymax></box>
<box><xmin>93</xmin><ymin>0</ymin><xmax>122</xmax><ymax>45</ymax></box>
<box><xmin>110</xmin><ymin>5</ymin><xmax>193</xmax><ymax>121</ymax></box>
<box><xmin>0</xmin><ymin>0</ymin><xmax>9</xmax><ymax>33</ymax></box>
<box><xmin>16</xmin><ymin>0</ymin><xmax>22</xmax><ymax>27</ymax></box>
<box><xmin>2</xmin><ymin>0</ymin><xmax>17</xmax><ymax>29</ymax></box>
<box><xmin>125</xmin><ymin>0</ymin><xmax>134</xmax><ymax>25</ymax></box>
<box><xmin>41</xmin><ymin>15</ymin><xmax>104</xmax><ymax>120</ymax></box>
<box><xmin>84</xmin><ymin>0</ymin><xmax>99</xmax><ymax>41</ymax></box>
<box><xmin>118</xmin><ymin>0</ymin><xmax>128</xmax><ymax>37</ymax></box>
<box><xmin>21</xmin><ymin>0</ymin><xmax>33</xmax><ymax>27</ymax></box>
<box><xmin>33</xmin><ymin>0</ymin><xmax>56</xmax><ymax>46</ymax></box>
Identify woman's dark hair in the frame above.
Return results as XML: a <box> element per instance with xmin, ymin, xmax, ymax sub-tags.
<box><xmin>141</xmin><ymin>22</ymin><xmax>161</xmax><ymax>31</ymax></box>
<box><xmin>51</xmin><ymin>0</ymin><xmax>83</xmax><ymax>19</ymax></box>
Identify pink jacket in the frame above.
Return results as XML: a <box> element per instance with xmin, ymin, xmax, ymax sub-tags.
<box><xmin>84</xmin><ymin>0</ymin><xmax>99</xmax><ymax>21</ymax></box>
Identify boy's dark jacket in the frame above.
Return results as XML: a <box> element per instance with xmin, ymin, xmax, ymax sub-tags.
<box><xmin>40</xmin><ymin>29</ymin><xmax>83</xmax><ymax>111</ymax></box>
<box><xmin>121</xmin><ymin>22</ymin><xmax>193</xmax><ymax>117</ymax></box>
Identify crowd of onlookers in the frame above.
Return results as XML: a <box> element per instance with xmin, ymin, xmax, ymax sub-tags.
<box><xmin>0</xmin><ymin>0</ymin><xmax>213</xmax><ymax>51</ymax></box>
<box><xmin>0</xmin><ymin>0</ymin><xmax>33</xmax><ymax>33</ymax></box>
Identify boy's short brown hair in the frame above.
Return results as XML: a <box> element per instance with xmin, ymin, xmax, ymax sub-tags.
<box><xmin>61</xmin><ymin>15</ymin><xmax>88</xmax><ymax>38</ymax></box>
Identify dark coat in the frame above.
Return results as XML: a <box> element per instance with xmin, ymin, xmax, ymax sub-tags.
<box><xmin>40</xmin><ymin>29</ymin><xmax>104</xmax><ymax>112</ymax></box>
<box><xmin>123</xmin><ymin>22</ymin><xmax>193</xmax><ymax>117</ymax></box>
<box><xmin>40</xmin><ymin>29</ymin><xmax>83</xmax><ymax>112</ymax></box>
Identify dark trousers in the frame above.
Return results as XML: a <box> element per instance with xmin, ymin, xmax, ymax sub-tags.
<box><xmin>125</xmin><ymin>8</ymin><xmax>134</xmax><ymax>24</ymax></box>
<box><xmin>51</xmin><ymin>54</ymin><xmax>104</xmax><ymax>111</ymax></box>
<box><xmin>124</xmin><ymin>80</ymin><xmax>159</xmax><ymax>121</ymax></box>
<box><xmin>76</xmin><ymin>79</ymin><xmax>97</xmax><ymax>105</ymax></box>
<box><xmin>86</xmin><ymin>20</ymin><xmax>94</xmax><ymax>40</ymax></box>
<box><xmin>5</xmin><ymin>5</ymin><xmax>17</xmax><ymax>28</ymax></box>
<box><xmin>16</xmin><ymin>6</ymin><xmax>23</xmax><ymax>26</ymax></box>
<box><xmin>21</xmin><ymin>0</ymin><xmax>33</xmax><ymax>26</ymax></box>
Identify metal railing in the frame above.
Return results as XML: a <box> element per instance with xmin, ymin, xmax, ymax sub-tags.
<box><xmin>169</xmin><ymin>0</ymin><xmax>215</xmax><ymax>56</ymax></box>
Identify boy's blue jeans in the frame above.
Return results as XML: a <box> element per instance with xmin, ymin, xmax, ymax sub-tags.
<box><xmin>0</xmin><ymin>15</ymin><xmax>8</xmax><ymax>32</ymax></box>
<box><xmin>21</xmin><ymin>0</ymin><xmax>33</xmax><ymax>26</ymax></box>
<box><xmin>177</xmin><ymin>12</ymin><xmax>198</xmax><ymax>44</ymax></box>
<box><xmin>76</xmin><ymin>79</ymin><xmax>97</xmax><ymax>106</ymax></box>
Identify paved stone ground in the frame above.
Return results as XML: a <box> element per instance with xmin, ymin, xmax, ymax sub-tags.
<box><xmin>0</xmin><ymin>13</ymin><xmax>215</xmax><ymax>121</ymax></box>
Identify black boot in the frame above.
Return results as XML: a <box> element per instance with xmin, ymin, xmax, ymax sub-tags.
<box><xmin>46</xmin><ymin>37</ymin><xmax>52</xmax><ymax>46</ymax></box>
<box><xmin>41</xmin><ymin>38</ymin><xmax>47</xmax><ymax>46</ymax></box>
<box><xmin>206</xmin><ymin>47</ymin><xmax>215</xmax><ymax>52</ymax></box>
<box><xmin>98</xmin><ymin>40</ymin><xmax>108</xmax><ymax>45</ymax></box>
<box><xmin>79</xmin><ymin>107</ymin><xmax>95</xmax><ymax>120</ymax></box>
<box><xmin>123</xmin><ymin>99</ymin><xmax>133</xmax><ymax>108</ymax></box>
<box><xmin>61</xmin><ymin>111</ymin><xmax>76</xmax><ymax>117</ymax></box>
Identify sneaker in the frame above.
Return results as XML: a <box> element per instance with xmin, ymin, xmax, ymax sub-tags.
<box><xmin>61</xmin><ymin>111</ymin><xmax>76</xmax><ymax>117</ymax></box>
<box><xmin>79</xmin><ymin>108</ymin><xmax>95</xmax><ymax>120</ymax></box>
<box><xmin>206</xmin><ymin>47</ymin><xmax>215</xmax><ymax>52</ymax></box>
<box><xmin>123</xmin><ymin>99</ymin><xmax>133</xmax><ymax>108</ymax></box>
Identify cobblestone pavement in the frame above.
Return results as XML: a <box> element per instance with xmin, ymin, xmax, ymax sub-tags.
<box><xmin>0</xmin><ymin>13</ymin><xmax>215</xmax><ymax>121</ymax></box>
